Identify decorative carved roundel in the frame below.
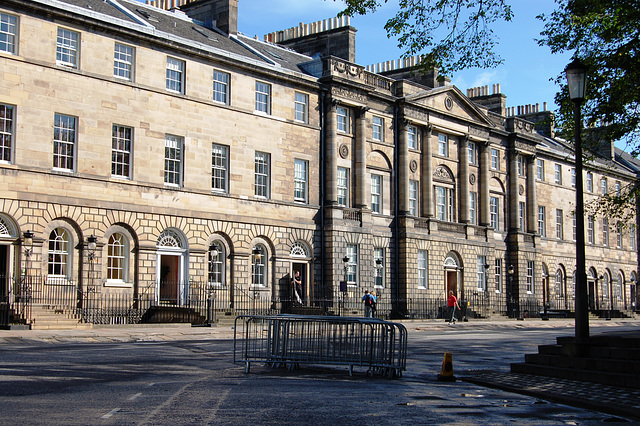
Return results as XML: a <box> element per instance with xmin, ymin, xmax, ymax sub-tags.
<box><xmin>339</xmin><ymin>143</ymin><xmax>349</xmax><ymax>159</ymax></box>
<box><xmin>469</xmin><ymin>174</ymin><xmax>476</xmax><ymax>185</ymax></box>
<box><xmin>519</xmin><ymin>184</ymin><xmax>525</xmax><ymax>195</ymax></box>
<box><xmin>409</xmin><ymin>159</ymin><xmax>418</xmax><ymax>173</ymax></box>
<box><xmin>444</xmin><ymin>96</ymin><xmax>454</xmax><ymax>111</ymax></box>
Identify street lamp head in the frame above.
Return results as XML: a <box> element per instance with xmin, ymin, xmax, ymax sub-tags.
<box><xmin>565</xmin><ymin>58</ymin><xmax>588</xmax><ymax>103</ymax></box>
<box><xmin>87</xmin><ymin>234</ymin><xmax>97</xmax><ymax>251</ymax></box>
<box><xmin>209</xmin><ymin>242</ymin><xmax>219</xmax><ymax>258</ymax></box>
<box><xmin>507</xmin><ymin>265</ymin><xmax>515</xmax><ymax>275</ymax></box>
<box><xmin>23</xmin><ymin>230</ymin><xmax>34</xmax><ymax>246</ymax></box>
<box><xmin>342</xmin><ymin>256</ymin><xmax>349</xmax><ymax>264</ymax></box>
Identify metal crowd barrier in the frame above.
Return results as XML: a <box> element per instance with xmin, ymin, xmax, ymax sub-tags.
<box><xmin>233</xmin><ymin>314</ymin><xmax>407</xmax><ymax>378</ymax></box>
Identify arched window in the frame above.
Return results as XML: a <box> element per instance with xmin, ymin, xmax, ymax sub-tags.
<box><xmin>157</xmin><ymin>229</ymin><xmax>183</xmax><ymax>248</ymax></box>
<box><xmin>252</xmin><ymin>244</ymin><xmax>267</xmax><ymax>286</ymax></box>
<box><xmin>601</xmin><ymin>273</ymin><xmax>610</xmax><ymax>299</ymax></box>
<box><xmin>107</xmin><ymin>233</ymin><xmax>128</xmax><ymax>282</ymax></box>
<box><xmin>208</xmin><ymin>242</ymin><xmax>225</xmax><ymax>286</ymax></box>
<box><xmin>290</xmin><ymin>242</ymin><xmax>308</xmax><ymax>258</ymax></box>
<box><xmin>555</xmin><ymin>269</ymin><xmax>564</xmax><ymax>298</ymax></box>
<box><xmin>0</xmin><ymin>216</ymin><xmax>12</xmax><ymax>236</ymax></box>
<box><xmin>48</xmin><ymin>228</ymin><xmax>70</xmax><ymax>279</ymax></box>
<box><xmin>615</xmin><ymin>273</ymin><xmax>623</xmax><ymax>300</ymax></box>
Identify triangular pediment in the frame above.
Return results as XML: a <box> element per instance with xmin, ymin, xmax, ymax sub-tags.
<box><xmin>403</xmin><ymin>86</ymin><xmax>494</xmax><ymax>127</ymax></box>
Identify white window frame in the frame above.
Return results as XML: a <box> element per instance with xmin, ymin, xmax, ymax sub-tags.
<box><xmin>409</xmin><ymin>180</ymin><xmax>419</xmax><ymax>216</ymax></box>
<box><xmin>555</xmin><ymin>164</ymin><xmax>562</xmax><ymax>185</ymax></box>
<box><xmin>586</xmin><ymin>171</ymin><xmax>593</xmax><ymax>192</ymax></box>
<box><xmin>114</xmin><ymin>43</ymin><xmax>134</xmax><ymax>81</ymax></box>
<box><xmin>346</xmin><ymin>244</ymin><xmax>358</xmax><ymax>285</ymax></box>
<box><xmin>372</xmin><ymin>116</ymin><xmax>384</xmax><ymax>141</ymax></box>
<box><xmin>538</xmin><ymin>206</ymin><xmax>546</xmax><ymax>237</ymax></box>
<box><xmin>631</xmin><ymin>225</ymin><xmax>637</xmax><ymax>250</ymax></box>
<box><xmin>477</xmin><ymin>256</ymin><xmax>487</xmax><ymax>291</ymax></box>
<box><xmin>408</xmin><ymin>125</ymin><xmax>417</xmax><ymax>149</ymax></box>
<box><xmin>601</xmin><ymin>178</ymin><xmax>608</xmax><ymax>195</ymax></box>
<box><xmin>111</xmin><ymin>124</ymin><xmax>132</xmax><ymax>179</ymax></box>
<box><xmin>371</xmin><ymin>174</ymin><xmax>382</xmax><ymax>214</ymax></box>
<box><xmin>107</xmin><ymin>232</ymin><xmax>128</xmax><ymax>283</ymax></box>
<box><xmin>294</xmin><ymin>158</ymin><xmax>308</xmax><ymax>203</ymax></box>
<box><xmin>469</xmin><ymin>191</ymin><xmax>477</xmax><ymax>225</ymax></box>
<box><xmin>337</xmin><ymin>106</ymin><xmax>350</xmax><ymax>133</ymax></box>
<box><xmin>337</xmin><ymin>167</ymin><xmax>349</xmax><ymax>207</ymax></box>
<box><xmin>56</xmin><ymin>27</ymin><xmax>79</xmax><ymax>68</ymax></box>
<box><xmin>617</xmin><ymin>222</ymin><xmax>623</xmax><ymax>248</ymax></box>
<box><xmin>211</xmin><ymin>143</ymin><xmax>228</xmax><ymax>193</ymax></box>
<box><xmin>254</xmin><ymin>151</ymin><xmax>270</xmax><ymax>198</ymax></box>
<box><xmin>555</xmin><ymin>269</ymin><xmax>564</xmax><ymax>297</ymax></box>
<box><xmin>438</xmin><ymin>133</ymin><xmax>449</xmax><ymax>157</ymax></box>
<box><xmin>615</xmin><ymin>180</ymin><xmax>621</xmax><ymax>196</ymax></box>
<box><xmin>494</xmin><ymin>258</ymin><xmax>502</xmax><ymax>293</ymax></box>
<box><xmin>166</xmin><ymin>57</ymin><xmax>185</xmax><ymax>94</ymax></box>
<box><xmin>0</xmin><ymin>13</ymin><xmax>18</xmax><ymax>55</ymax></box>
<box><xmin>0</xmin><ymin>103</ymin><xmax>14</xmax><ymax>163</ymax></box>
<box><xmin>213</xmin><ymin>70</ymin><xmax>230</xmax><ymax>105</ymax></box>
<box><xmin>571</xmin><ymin>168</ymin><xmax>576</xmax><ymax>188</ymax></box>
<box><xmin>251</xmin><ymin>244</ymin><xmax>267</xmax><ymax>287</ymax></box>
<box><xmin>603</xmin><ymin>218</ymin><xmax>609</xmax><ymax>246</ymax></box>
<box><xmin>436</xmin><ymin>186</ymin><xmax>454</xmax><ymax>222</ymax></box>
<box><xmin>517</xmin><ymin>156</ymin><xmax>525</xmax><ymax>177</ymax></box>
<box><xmin>53</xmin><ymin>113</ymin><xmax>76</xmax><ymax>171</ymax></box>
<box><xmin>490</xmin><ymin>196</ymin><xmax>499</xmax><ymax>230</ymax></box>
<box><xmin>587</xmin><ymin>215</ymin><xmax>595</xmax><ymax>244</ymax></box>
<box><xmin>518</xmin><ymin>201</ymin><xmax>525</xmax><ymax>232</ymax></box>
<box><xmin>294</xmin><ymin>92</ymin><xmax>309</xmax><ymax>123</ymax></box>
<box><xmin>556</xmin><ymin>209</ymin><xmax>563</xmax><ymax>240</ymax></box>
<box><xmin>491</xmin><ymin>149</ymin><xmax>499</xmax><ymax>170</ymax></box>
<box><xmin>48</xmin><ymin>228</ymin><xmax>71</xmax><ymax>281</ymax></box>
<box><xmin>255</xmin><ymin>81</ymin><xmax>271</xmax><ymax>114</ymax></box>
<box><xmin>208</xmin><ymin>241</ymin><xmax>225</xmax><ymax>287</ymax></box>
<box><xmin>164</xmin><ymin>134</ymin><xmax>183</xmax><ymax>186</ymax></box>
<box><xmin>536</xmin><ymin>159</ymin><xmax>544</xmax><ymax>180</ymax></box>
<box><xmin>417</xmin><ymin>249</ymin><xmax>428</xmax><ymax>289</ymax></box>
<box><xmin>526</xmin><ymin>260</ymin><xmax>534</xmax><ymax>294</ymax></box>
<box><xmin>468</xmin><ymin>142</ymin><xmax>477</xmax><ymax>165</ymax></box>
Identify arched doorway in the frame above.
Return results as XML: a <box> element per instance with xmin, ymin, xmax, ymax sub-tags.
<box><xmin>156</xmin><ymin>229</ymin><xmax>188</xmax><ymax>305</ymax></box>
<box><xmin>290</xmin><ymin>241</ymin><xmax>311</xmax><ymax>305</ymax></box>
<box><xmin>443</xmin><ymin>253</ymin><xmax>462</xmax><ymax>298</ymax></box>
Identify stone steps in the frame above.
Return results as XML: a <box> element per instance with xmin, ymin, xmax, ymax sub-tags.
<box><xmin>30</xmin><ymin>304</ymin><xmax>92</xmax><ymax>330</ymax></box>
<box><xmin>511</xmin><ymin>332</ymin><xmax>640</xmax><ymax>389</ymax></box>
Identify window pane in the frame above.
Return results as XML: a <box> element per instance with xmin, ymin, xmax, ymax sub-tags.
<box><xmin>294</xmin><ymin>92</ymin><xmax>308</xmax><ymax>123</ymax></box>
<box><xmin>56</xmin><ymin>28</ymin><xmax>78</xmax><ymax>67</ymax></box>
<box><xmin>164</xmin><ymin>135</ymin><xmax>182</xmax><ymax>185</ymax></box>
<box><xmin>255</xmin><ymin>151</ymin><xmax>270</xmax><ymax>197</ymax></box>
<box><xmin>0</xmin><ymin>104</ymin><xmax>14</xmax><ymax>162</ymax></box>
<box><xmin>112</xmin><ymin>125</ymin><xmax>132</xmax><ymax>178</ymax></box>
<box><xmin>53</xmin><ymin>114</ymin><xmax>76</xmax><ymax>170</ymax></box>
<box><xmin>294</xmin><ymin>159</ymin><xmax>308</xmax><ymax>202</ymax></box>
<box><xmin>166</xmin><ymin>57</ymin><xmax>184</xmax><ymax>93</ymax></box>
<box><xmin>114</xmin><ymin>43</ymin><xmax>133</xmax><ymax>80</ymax></box>
<box><xmin>211</xmin><ymin>144</ymin><xmax>228</xmax><ymax>192</ymax></box>
<box><xmin>213</xmin><ymin>70</ymin><xmax>229</xmax><ymax>104</ymax></box>
<box><xmin>255</xmin><ymin>82</ymin><xmax>271</xmax><ymax>113</ymax></box>
<box><xmin>0</xmin><ymin>13</ymin><xmax>18</xmax><ymax>54</ymax></box>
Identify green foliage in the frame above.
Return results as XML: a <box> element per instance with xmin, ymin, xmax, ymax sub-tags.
<box><xmin>539</xmin><ymin>0</ymin><xmax>640</xmax><ymax>154</ymax></box>
<box><xmin>336</xmin><ymin>0</ymin><xmax>513</xmax><ymax>75</ymax></box>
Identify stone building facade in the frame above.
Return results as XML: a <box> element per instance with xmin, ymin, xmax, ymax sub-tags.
<box><xmin>0</xmin><ymin>0</ymin><xmax>637</xmax><ymax>325</ymax></box>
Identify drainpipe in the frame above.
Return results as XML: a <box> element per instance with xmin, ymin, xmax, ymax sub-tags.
<box><xmin>320</xmin><ymin>90</ymin><xmax>326</xmax><ymax>299</ymax></box>
<box><xmin>393</xmin><ymin>103</ymin><xmax>400</xmax><ymax>317</ymax></box>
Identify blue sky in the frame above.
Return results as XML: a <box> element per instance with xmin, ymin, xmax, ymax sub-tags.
<box><xmin>237</xmin><ymin>0</ymin><xmax>572</xmax><ymax>114</ymax></box>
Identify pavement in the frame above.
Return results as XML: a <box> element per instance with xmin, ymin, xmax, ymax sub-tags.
<box><xmin>1</xmin><ymin>318</ymin><xmax>639</xmax><ymax>422</ymax></box>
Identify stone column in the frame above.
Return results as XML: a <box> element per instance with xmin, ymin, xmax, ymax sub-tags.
<box><xmin>421</xmin><ymin>125</ymin><xmax>433</xmax><ymax>217</ymax></box>
<box><xmin>325</xmin><ymin>100</ymin><xmax>338</xmax><ymax>204</ymax></box>
<box><xmin>459</xmin><ymin>135</ymin><xmax>470</xmax><ymax>223</ymax></box>
<box><xmin>508</xmin><ymin>149</ymin><xmax>520</xmax><ymax>231</ymax></box>
<box><xmin>479</xmin><ymin>142</ymin><xmax>490</xmax><ymax>226</ymax></box>
<box><xmin>354</xmin><ymin>107</ymin><xmax>368</xmax><ymax>208</ymax></box>
<box><xmin>526</xmin><ymin>155</ymin><xmax>538</xmax><ymax>233</ymax></box>
<box><xmin>398</xmin><ymin>119</ymin><xmax>409</xmax><ymax>215</ymax></box>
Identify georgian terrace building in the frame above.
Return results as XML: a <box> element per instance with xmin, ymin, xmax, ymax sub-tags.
<box><xmin>0</xmin><ymin>0</ymin><xmax>636</xmax><ymax>327</ymax></box>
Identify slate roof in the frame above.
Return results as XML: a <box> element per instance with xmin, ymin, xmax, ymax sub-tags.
<box><xmin>32</xmin><ymin>0</ymin><xmax>315</xmax><ymax>78</ymax></box>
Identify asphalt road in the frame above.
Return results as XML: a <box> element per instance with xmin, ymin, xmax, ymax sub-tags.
<box><xmin>0</xmin><ymin>319</ymin><xmax>636</xmax><ymax>425</ymax></box>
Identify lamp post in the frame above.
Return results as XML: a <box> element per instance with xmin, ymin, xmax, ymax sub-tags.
<box><xmin>21</xmin><ymin>230</ymin><xmax>34</xmax><ymax>312</ymax></box>
<box><xmin>251</xmin><ymin>246</ymin><xmax>262</xmax><ymax>312</ymax></box>
<box><xmin>342</xmin><ymin>255</ymin><xmax>349</xmax><ymax>317</ymax></box>
<box><xmin>207</xmin><ymin>243</ymin><xmax>219</xmax><ymax>324</ymax></box>
<box><xmin>85</xmin><ymin>235</ymin><xmax>97</xmax><ymax>314</ymax></box>
<box><xmin>507</xmin><ymin>264</ymin><xmax>515</xmax><ymax>318</ymax></box>
<box><xmin>566</xmin><ymin>58</ymin><xmax>589</xmax><ymax>344</ymax></box>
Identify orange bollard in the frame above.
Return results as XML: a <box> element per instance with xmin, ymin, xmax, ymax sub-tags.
<box><xmin>437</xmin><ymin>352</ymin><xmax>457</xmax><ymax>382</ymax></box>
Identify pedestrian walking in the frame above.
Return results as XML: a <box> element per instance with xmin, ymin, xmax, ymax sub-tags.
<box><xmin>447</xmin><ymin>291</ymin><xmax>460</xmax><ymax>324</ymax></box>
<box><xmin>362</xmin><ymin>290</ymin><xmax>374</xmax><ymax>318</ymax></box>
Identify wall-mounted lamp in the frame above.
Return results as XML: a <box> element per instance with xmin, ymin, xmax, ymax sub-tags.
<box><xmin>23</xmin><ymin>230</ymin><xmax>34</xmax><ymax>258</ymax></box>
<box><xmin>507</xmin><ymin>265</ymin><xmax>515</xmax><ymax>276</ymax></box>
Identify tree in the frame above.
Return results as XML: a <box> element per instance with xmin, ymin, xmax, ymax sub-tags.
<box><xmin>539</xmin><ymin>0</ymin><xmax>640</xmax><ymax>154</ymax></box>
<box><xmin>338</xmin><ymin>0</ymin><xmax>513</xmax><ymax>75</ymax></box>
<box><xmin>538</xmin><ymin>0</ymin><xmax>640</xmax><ymax>220</ymax></box>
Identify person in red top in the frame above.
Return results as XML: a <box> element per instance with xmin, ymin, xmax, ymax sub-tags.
<box><xmin>447</xmin><ymin>291</ymin><xmax>461</xmax><ymax>324</ymax></box>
